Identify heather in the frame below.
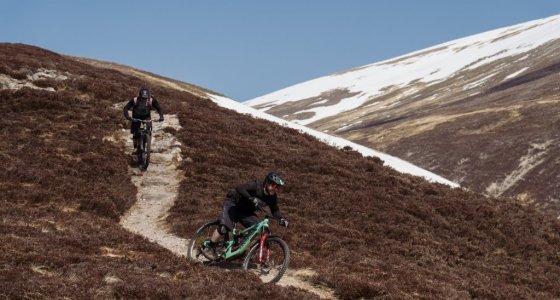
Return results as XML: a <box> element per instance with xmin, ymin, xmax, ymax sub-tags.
<box><xmin>1</xmin><ymin>43</ymin><xmax>560</xmax><ymax>299</ymax></box>
<box><xmin>0</xmin><ymin>43</ymin><xmax>315</xmax><ymax>299</ymax></box>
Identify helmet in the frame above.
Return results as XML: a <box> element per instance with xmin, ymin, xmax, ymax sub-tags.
<box><xmin>139</xmin><ymin>87</ymin><xmax>150</xmax><ymax>99</ymax></box>
<box><xmin>265</xmin><ymin>172</ymin><xmax>285</xmax><ymax>186</ymax></box>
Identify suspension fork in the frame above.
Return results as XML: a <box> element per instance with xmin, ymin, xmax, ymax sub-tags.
<box><xmin>141</xmin><ymin>129</ymin><xmax>149</xmax><ymax>152</ymax></box>
<box><xmin>258</xmin><ymin>232</ymin><xmax>269</xmax><ymax>263</ymax></box>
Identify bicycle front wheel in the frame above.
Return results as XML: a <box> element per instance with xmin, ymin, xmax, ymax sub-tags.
<box><xmin>187</xmin><ymin>220</ymin><xmax>221</xmax><ymax>263</ymax></box>
<box><xmin>242</xmin><ymin>237</ymin><xmax>290</xmax><ymax>283</ymax></box>
<box><xmin>144</xmin><ymin>132</ymin><xmax>151</xmax><ymax>169</ymax></box>
<box><xmin>138</xmin><ymin>135</ymin><xmax>150</xmax><ymax>170</ymax></box>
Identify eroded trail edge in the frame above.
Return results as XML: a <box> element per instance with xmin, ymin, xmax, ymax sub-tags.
<box><xmin>113</xmin><ymin>112</ymin><xmax>335</xmax><ymax>299</ymax></box>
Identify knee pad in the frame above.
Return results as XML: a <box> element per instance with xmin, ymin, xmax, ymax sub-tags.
<box><xmin>218</xmin><ymin>225</ymin><xmax>229</xmax><ymax>235</ymax></box>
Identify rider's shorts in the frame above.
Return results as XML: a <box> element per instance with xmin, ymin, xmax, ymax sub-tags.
<box><xmin>220</xmin><ymin>198</ymin><xmax>259</xmax><ymax>232</ymax></box>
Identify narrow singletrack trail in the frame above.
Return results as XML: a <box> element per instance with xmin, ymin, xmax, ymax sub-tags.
<box><xmin>117</xmin><ymin>113</ymin><xmax>189</xmax><ymax>257</ymax></box>
<box><xmin>112</xmin><ymin>108</ymin><xmax>335</xmax><ymax>299</ymax></box>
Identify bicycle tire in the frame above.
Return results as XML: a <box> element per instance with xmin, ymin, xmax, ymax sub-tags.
<box><xmin>187</xmin><ymin>220</ymin><xmax>221</xmax><ymax>263</ymax></box>
<box><xmin>242</xmin><ymin>236</ymin><xmax>290</xmax><ymax>283</ymax></box>
<box><xmin>138</xmin><ymin>132</ymin><xmax>150</xmax><ymax>171</ymax></box>
<box><xmin>141</xmin><ymin>138</ymin><xmax>150</xmax><ymax>170</ymax></box>
<box><xmin>137</xmin><ymin>134</ymin><xmax>145</xmax><ymax>169</ymax></box>
<box><xmin>145</xmin><ymin>132</ymin><xmax>151</xmax><ymax>169</ymax></box>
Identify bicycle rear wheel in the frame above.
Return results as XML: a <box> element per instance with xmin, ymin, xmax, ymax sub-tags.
<box><xmin>187</xmin><ymin>220</ymin><xmax>221</xmax><ymax>263</ymax></box>
<box><xmin>242</xmin><ymin>237</ymin><xmax>289</xmax><ymax>283</ymax></box>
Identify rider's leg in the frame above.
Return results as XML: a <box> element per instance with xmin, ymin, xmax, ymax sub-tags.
<box><xmin>210</xmin><ymin>225</ymin><xmax>228</xmax><ymax>243</ymax></box>
<box><xmin>211</xmin><ymin>198</ymin><xmax>236</xmax><ymax>243</ymax></box>
<box><xmin>131</xmin><ymin>120</ymin><xmax>141</xmax><ymax>148</ymax></box>
<box><xmin>146</xmin><ymin>119</ymin><xmax>153</xmax><ymax>132</ymax></box>
<box><xmin>239</xmin><ymin>215</ymin><xmax>259</xmax><ymax>229</ymax></box>
<box><xmin>133</xmin><ymin>134</ymin><xmax>140</xmax><ymax>148</ymax></box>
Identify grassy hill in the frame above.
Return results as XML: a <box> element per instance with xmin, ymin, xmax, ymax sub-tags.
<box><xmin>2</xmin><ymin>43</ymin><xmax>560</xmax><ymax>299</ymax></box>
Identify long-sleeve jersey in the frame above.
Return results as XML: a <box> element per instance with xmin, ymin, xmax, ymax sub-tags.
<box><xmin>123</xmin><ymin>97</ymin><xmax>163</xmax><ymax>119</ymax></box>
<box><xmin>226</xmin><ymin>180</ymin><xmax>283</xmax><ymax>219</ymax></box>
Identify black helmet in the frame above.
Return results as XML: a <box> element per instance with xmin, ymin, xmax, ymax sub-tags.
<box><xmin>139</xmin><ymin>87</ymin><xmax>150</xmax><ymax>99</ymax></box>
<box><xmin>265</xmin><ymin>172</ymin><xmax>285</xmax><ymax>186</ymax></box>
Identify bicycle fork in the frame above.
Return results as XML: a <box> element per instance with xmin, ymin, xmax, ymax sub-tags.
<box><xmin>258</xmin><ymin>232</ymin><xmax>270</xmax><ymax>264</ymax></box>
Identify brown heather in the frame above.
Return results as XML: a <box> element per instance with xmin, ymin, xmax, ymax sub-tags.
<box><xmin>1</xmin><ymin>43</ymin><xmax>560</xmax><ymax>299</ymax></box>
<box><xmin>0</xmin><ymin>44</ymin><xmax>315</xmax><ymax>299</ymax></box>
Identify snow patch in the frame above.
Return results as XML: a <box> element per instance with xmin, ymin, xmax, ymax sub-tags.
<box><xmin>463</xmin><ymin>73</ymin><xmax>496</xmax><ymax>90</ymax></box>
<box><xmin>246</xmin><ymin>15</ymin><xmax>560</xmax><ymax>125</ymax></box>
<box><xmin>503</xmin><ymin>67</ymin><xmax>529</xmax><ymax>81</ymax></box>
<box><xmin>209</xmin><ymin>94</ymin><xmax>459</xmax><ymax>188</ymax></box>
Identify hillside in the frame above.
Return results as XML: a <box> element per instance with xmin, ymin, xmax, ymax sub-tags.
<box><xmin>2</xmin><ymin>43</ymin><xmax>560</xmax><ymax>299</ymax></box>
<box><xmin>246</xmin><ymin>14</ymin><xmax>560</xmax><ymax>209</ymax></box>
<box><xmin>0</xmin><ymin>43</ymin><xmax>314</xmax><ymax>299</ymax></box>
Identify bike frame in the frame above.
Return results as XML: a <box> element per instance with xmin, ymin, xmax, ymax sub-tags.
<box><xmin>222</xmin><ymin>218</ymin><xmax>270</xmax><ymax>260</ymax></box>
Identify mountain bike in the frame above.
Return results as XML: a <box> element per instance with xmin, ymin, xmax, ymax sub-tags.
<box><xmin>131</xmin><ymin>118</ymin><xmax>156</xmax><ymax>171</ymax></box>
<box><xmin>187</xmin><ymin>206</ymin><xmax>290</xmax><ymax>283</ymax></box>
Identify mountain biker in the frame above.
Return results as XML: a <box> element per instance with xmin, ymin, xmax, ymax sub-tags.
<box><xmin>123</xmin><ymin>87</ymin><xmax>164</xmax><ymax>150</ymax></box>
<box><xmin>204</xmin><ymin>172</ymin><xmax>289</xmax><ymax>258</ymax></box>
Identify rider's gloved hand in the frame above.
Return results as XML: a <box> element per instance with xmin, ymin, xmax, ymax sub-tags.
<box><xmin>250</xmin><ymin>197</ymin><xmax>264</xmax><ymax>208</ymax></box>
<box><xmin>279</xmin><ymin>218</ymin><xmax>289</xmax><ymax>227</ymax></box>
<box><xmin>158</xmin><ymin>116</ymin><xmax>164</xmax><ymax>122</ymax></box>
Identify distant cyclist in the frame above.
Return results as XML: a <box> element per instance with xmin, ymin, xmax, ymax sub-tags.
<box><xmin>123</xmin><ymin>87</ymin><xmax>164</xmax><ymax>150</ymax></box>
<box><xmin>204</xmin><ymin>172</ymin><xmax>289</xmax><ymax>258</ymax></box>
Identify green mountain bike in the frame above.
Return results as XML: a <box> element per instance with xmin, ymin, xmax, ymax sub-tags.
<box><xmin>187</xmin><ymin>206</ymin><xmax>290</xmax><ymax>283</ymax></box>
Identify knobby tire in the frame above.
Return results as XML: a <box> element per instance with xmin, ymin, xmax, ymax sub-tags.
<box><xmin>242</xmin><ymin>236</ymin><xmax>290</xmax><ymax>283</ymax></box>
<box><xmin>137</xmin><ymin>133</ymin><xmax>151</xmax><ymax>171</ymax></box>
<box><xmin>187</xmin><ymin>220</ymin><xmax>221</xmax><ymax>263</ymax></box>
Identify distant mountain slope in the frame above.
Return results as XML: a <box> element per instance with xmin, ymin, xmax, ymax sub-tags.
<box><xmin>246</xmin><ymin>14</ymin><xmax>560</xmax><ymax>209</ymax></box>
<box><xmin>3</xmin><ymin>43</ymin><xmax>560</xmax><ymax>299</ymax></box>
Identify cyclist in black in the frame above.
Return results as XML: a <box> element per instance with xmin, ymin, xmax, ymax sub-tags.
<box><xmin>123</xmin><ymin>87</ymin><xmax>164</xmax><ymax>150</ymax></box>
<box><xmin>204</xmin><ymin>172</ymin><xmax>289</xmax><ymax>258</ymax></box>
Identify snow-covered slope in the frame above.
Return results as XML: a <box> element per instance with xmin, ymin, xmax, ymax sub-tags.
<box><xmin>243</xmin><ymin>14</ymin><xmax>560</xmax><ymax>206</ymax></box>
<box><xmin>246</xmin><ymin>14</ymin><xmax>560</xmax><ymax>126</ymax></box>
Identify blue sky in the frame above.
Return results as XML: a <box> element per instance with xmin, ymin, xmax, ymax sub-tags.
<box><xmin>2</xmin><ymin>1</ymin><xmax>560</xmax><ymax>101</ymax></box>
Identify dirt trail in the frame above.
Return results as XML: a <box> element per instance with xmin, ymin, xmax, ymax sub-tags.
<box><xmin>113</xmin><ymin>110</ymin><xmax>335</xmax><ymax>299</ymax></box>
<box><xmin>117</xmin><ymin>113</ymin><xmax>189</xmax><ymax>256</ymax></box>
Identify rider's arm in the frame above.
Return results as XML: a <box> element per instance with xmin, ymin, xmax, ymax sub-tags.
<box><xmin>235</xmin><ymin>181</ymin><xmax>257</xmax><ymax>203</ymax></box>
<box><xmin>123</xmin><ymin>99</ymin><xmax>134</xmax><ymax>119</ymax></box>
<box><xmin>151</xmin><ymin>98</ymin><xmax>164</xmax><ymax>120</ymax></box>
<box><xmin>268</xmin><ymin>197</ymin><xmax>283</xmax><ymax>219</ymax></box>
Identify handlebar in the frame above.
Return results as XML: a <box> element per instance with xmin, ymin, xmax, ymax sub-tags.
<box><xmin>256</xmin><ymin>204</ymin><xmax>281</xmax><ymax>221</ymax></box>
<box><xmin>131</xmin><ymin>118</ymin><xmax>161</xmax><ymax>123</ymax></box>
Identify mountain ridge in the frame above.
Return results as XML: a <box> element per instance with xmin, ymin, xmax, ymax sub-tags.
<box><xmin>245</xmin><ymin>14</ymin><xmax>560</xmax><ymax>208</ymax></box>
